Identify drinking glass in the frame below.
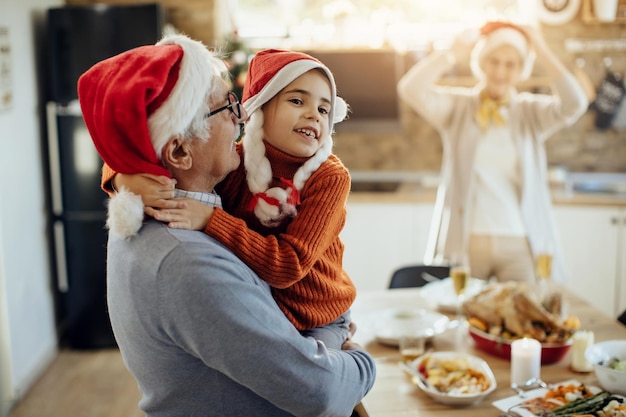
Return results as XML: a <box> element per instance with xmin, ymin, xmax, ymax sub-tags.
<box><xmin>535</xmin><ymin>252</ymin><xmax>553</xmax><ymax>281</ymax></box>
<box><xmin>534</xmin><ymin>251</ymin><xmax>554</xmax><ymax>302</ymax></box>
<box><xmin>449</xmin><ymin>252</ymin><xmax>471</xmax><ymax>315</ymax></box>
<box><xmin>399</xmin><ymin>333</ymin><xmax>426</xmax><ymax>363</ymax></box>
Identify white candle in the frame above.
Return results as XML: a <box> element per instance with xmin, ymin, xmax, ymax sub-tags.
<box><xmin>511</xmin><ymin>338</ymin><xmax>542</xmax><ymax>386</ymax></box>
<box><xmin>571</xmin><ymin>330</ymin><xmax>594</xmax><ymax>372</ymax></box>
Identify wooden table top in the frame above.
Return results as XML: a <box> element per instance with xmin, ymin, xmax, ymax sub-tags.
<box><xmin>350</xmin><ymin>287</ymin><xmax>626</xmax><ymax>417</ymax></box>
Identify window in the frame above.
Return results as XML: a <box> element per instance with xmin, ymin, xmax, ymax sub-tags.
<box><xmin>223</xmin><ymin>0</ymin><xmax>536</xmax><ymax>50</ymax></box>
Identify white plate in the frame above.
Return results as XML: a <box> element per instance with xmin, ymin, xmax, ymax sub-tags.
<box><xmin>492</xmin><ymin>379</ymin><xmax>610</xmax><ymax>416</ymax></box>
<box><xmin>419</xmin><ymin>277</ymin><xmax>486</xmax><ymax>313</ymax></box>
<box><xmin>408</xmin><ymin>352</ymin><xmax>497</xmax><ymax>406</ymax></box>
<box><xmin>370</xmin><ymin>308</ymin><xmax>450</xmax><ymax>347</ymax></box>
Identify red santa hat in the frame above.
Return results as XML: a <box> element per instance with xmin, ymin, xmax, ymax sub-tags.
<box><xmin>241</xmin><ymin>49</ymin><xmax>348</xmax><ymax>227</ymax></box>
<box><xmin>78</xmin><ymin>33</ymin><xmax>227</xmax><ymax>238</ymax></box>
<box><xmin>470</xmin><ymin>21</ymin><xmax>535</xmax><ymax>81</ymax></box>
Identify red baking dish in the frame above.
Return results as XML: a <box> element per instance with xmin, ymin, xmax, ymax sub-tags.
<box><xmin>468</xmin><ymin>326</ymin><xmax>572</xmax><ymax>365</ymax></box>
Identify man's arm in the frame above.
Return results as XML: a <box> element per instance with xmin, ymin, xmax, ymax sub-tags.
<box><xmin>161</xmin><ymin>236</ymin><xmax>376</xmax><ymax>417</ymax></box>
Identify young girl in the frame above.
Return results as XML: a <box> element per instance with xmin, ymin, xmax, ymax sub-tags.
<box><xmin>102</xmin><ymin>49</ymin><xmax>355</xmax><ymax>348</ymax></box>
<box><xmin>397</xmin><ymin>22</ymin><xmax>588</xmax><ymax>283</ymax></box>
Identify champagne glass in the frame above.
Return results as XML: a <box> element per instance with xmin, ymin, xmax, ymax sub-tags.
<box><xmin>534</xmin><ymin>251</ymin><xmax>553</xmax><ymax>302</ymax></box>
<box><xmin>535</xmin><ymin>252</ymin><xmax>553</xmax><ymax>281</ymax></box>
<box><xmin>449</xmin><ymin>252</ymin><xmax>471</xmax><ymax>324</ymax></box>
<box><xmin>450</xmin><ymin>253</ymin><xmax>470</xmax><ymax>299</ymax></box>
<box><xmin>451</xmin><ymin>265</ymin><xmax>470</xmax><ymax>298</ymax></box>
<box><xmin>535</xmin><ymin>239</ymin><xmax>554</xmax><ymax>281</ymax></box>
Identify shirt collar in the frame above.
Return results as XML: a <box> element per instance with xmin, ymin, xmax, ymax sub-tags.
<box><xmin>173</xmin><ymin>189</ymin><xmax>222</xmax><ymax>209</ymax></box>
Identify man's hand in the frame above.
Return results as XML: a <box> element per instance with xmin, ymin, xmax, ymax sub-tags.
<box><xmin>342</xmin><ymin>321</ymin><xmax>364</xmax><ymax>350</ymax></box>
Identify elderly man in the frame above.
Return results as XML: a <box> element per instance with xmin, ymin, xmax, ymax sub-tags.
<box><xmin>77</xmin><ymin>34</ymin><xmax>375</xmax><ymax>417</ymax></box>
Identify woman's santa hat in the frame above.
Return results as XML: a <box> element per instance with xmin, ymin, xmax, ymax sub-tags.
<box><xmin>78</xmin><ymin>33</ymin><xmax>227</xmax><ymax>238</ymax></box>
<box><xmin>470</xmin><ymin>21</ymin><xmax>535</xmax><ymax>81</ymax></box>
<box><xmin>241</xmin><ymin>49</ymin><xmax>348</xmax><ymax>227</ymax></box>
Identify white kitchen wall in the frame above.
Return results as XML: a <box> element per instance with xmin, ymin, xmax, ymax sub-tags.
<box><xmin>0</xmin><ymin>0</ymin><xmax>63</xmax><ymax>413</ymax></box>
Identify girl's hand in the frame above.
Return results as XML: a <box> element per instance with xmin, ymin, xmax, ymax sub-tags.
<box><xmin>153</xmin><ymin>198</ymin><xmax>215</xmax><ymax>231</ymax></box>
<box><xmin>114</xmin><ymin>173</ymin><xmax>183</xmax><ymax>215</ymax></box>
<box><xmin>450</xmin><ymin>29</ymin><xmax>479</xmax><ymax>64</ymax></box>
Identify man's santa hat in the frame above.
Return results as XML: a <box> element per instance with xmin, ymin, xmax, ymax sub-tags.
<box><xmin>241</xmin><ymin>49</ymin><xmax>348</xmax><ymax>227</ymax></box>
<box><xmin>78</xmin><ymin>33</ymin><xmax>227</xmax><ymax>238</ymax></box>
<box><xmin>470</xmin><ymin>21</ymin><xmax>535</xmax><ymax>81</ymax></box>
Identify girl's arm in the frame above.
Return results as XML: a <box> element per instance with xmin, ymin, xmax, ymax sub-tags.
<box><xmin>100</xmin><ymin>162</ymin><xmax>186</xmax><ymax>218</ymax></box>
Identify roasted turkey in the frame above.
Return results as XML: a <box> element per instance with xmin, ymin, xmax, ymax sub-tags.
<box><xmin>462</xmin><ymin>281</ymin><xmax>576</xmax><ymax>343</ymax></box>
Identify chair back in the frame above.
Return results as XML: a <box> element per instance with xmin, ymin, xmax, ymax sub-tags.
<box><xmin>388</xmin><ymin>265</ymin><xmax>450</xmax><ymax>289</ymax></box>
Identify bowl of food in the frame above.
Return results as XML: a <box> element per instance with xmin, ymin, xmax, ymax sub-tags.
<box><xmin>468</xmin><ymin>325</ymin><xmax>573</xmax><ymax>364</ymax></box>
<box><xmin>585</xmin><ymin>340</ymin><xmax>626</xmax><ymax>396</ymax></box>
<box><xmin>407</xmin><ymin>351</ymin><xmax>496</xmax><ymax>406</ymax></box>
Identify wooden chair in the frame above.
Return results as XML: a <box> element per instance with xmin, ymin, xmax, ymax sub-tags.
<box><xmin>388</xmin><ymin>265</ymin><xmax>450</xmax><ymax>289</ymax></box>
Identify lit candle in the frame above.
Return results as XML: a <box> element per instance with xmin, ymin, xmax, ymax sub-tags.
<box><xmin>511</xmin><ymin>338</ymin><xmax>542</xmax><ymax>386</ymax></box>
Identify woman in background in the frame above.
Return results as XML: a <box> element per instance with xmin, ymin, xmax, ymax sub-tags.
<box><xmin>397</xmin><ymin>22</ymin><xmax>588</xmax><ymax>283</ymax></box>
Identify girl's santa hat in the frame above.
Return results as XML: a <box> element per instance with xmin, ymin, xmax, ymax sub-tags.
<box><xmin>78</xmin><ymin>34</ymin><xmax>227</xmax><ymax>238</ymax></box>
<box><xmin>241</xmin><ymin>49</ymin><xmax>348</xmax><ymax>227</ymax></box>
<box><xmin>470</xmin><ymin>21</ymin><xmax>535</xmax><ymax>81</ymax></box>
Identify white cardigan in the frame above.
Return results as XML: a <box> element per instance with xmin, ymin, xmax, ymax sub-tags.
<box><xmin>397</xmin><ymin>51</ymin><xmax>588</xmax><ymax>282</ymax></box>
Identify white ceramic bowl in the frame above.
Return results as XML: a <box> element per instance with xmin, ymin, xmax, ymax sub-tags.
<box><xmin>585</xmin><ymin>339</ymin><xmax>626</xmax><ymax>396</ymax></box>
<box><xmin>408</xmin><ymin>351</ymin><xmax>497</xmax><ymax>406</ymax></box>
<box><xmin>369</xmin><ymin>308</ymin><xmax>451</xmax><ymax>347</ymax></box>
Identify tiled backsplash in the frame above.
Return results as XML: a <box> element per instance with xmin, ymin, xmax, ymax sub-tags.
<box><xmin>333</xmin><ymin>102</ymin><xmax>626</xmax><ymax>174</ymax></box>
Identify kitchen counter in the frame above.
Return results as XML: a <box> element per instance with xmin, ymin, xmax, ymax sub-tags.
<box><xmin>348</xmin><ymin>171</ymin><xmax>626</xmax><ymax>207</ymax></box>
<box><xmin>348</xmin><ymin>185</ymin><xmax>626</xmax><ymax>206</ymax></box>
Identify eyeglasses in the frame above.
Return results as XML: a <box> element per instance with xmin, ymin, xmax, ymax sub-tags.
<box><xmin>205</xmin><ymin>92</ymin><xmax>242</xmax><ymax>119</ymax></box>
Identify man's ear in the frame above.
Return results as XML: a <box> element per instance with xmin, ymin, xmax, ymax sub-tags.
<box><xmin>161</xmin><ymin>136</ymin><xmax>193</xmax><ymax>170</ymax></box>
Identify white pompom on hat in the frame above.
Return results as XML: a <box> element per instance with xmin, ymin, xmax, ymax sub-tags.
<box><xmin>470</xmin><ymin>21</ymin><xmax>535</xmax><ymax>81</ymax></box>
<box><xmin>241</xmin><ymin>49</ymin><xmax>348</xmax><ymax>227</ymax></box>
<box><xmin>78</xmin><ymin>33</ymin><xmax>227</xmax><ymax>239</ymax></box>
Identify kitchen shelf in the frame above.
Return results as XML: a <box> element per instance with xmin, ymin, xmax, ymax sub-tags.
<box><xmin>581</xmin><ymin>0</ymin><xmax>626</xmax><ymax>24</ymax></box>
<box><xmin>438</xmin><ymin>76</ymin><xmax>552</xmax><ymax>88</ymax></box>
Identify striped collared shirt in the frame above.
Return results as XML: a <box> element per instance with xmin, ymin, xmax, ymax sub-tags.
<box><xmin>174</xmin><ymin>189</ymin><xmax>222</xmax><ymax>209</ymax></box>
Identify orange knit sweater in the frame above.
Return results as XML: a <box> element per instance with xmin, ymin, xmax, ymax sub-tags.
<box><xmin>100</xmin><ymin>142</ymin><xmax>356</xmax><ymax>330</ymax></box>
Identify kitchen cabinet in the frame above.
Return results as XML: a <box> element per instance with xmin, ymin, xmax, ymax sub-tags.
<box><xmin>341</xmin><ymin>201</ymin><xmax>434</xmax><ymax>292</ymax></box>
<box><xmin>553</xmin><ymin>206</ymin><xmax>625</xmax><ymax>318</ymax></box>
<box><xmin>343</xmin><ymin>196</ymin><xmax>626</xmax><ymax>319</ymax></box>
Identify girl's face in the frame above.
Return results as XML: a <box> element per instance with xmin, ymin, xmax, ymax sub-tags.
<box><xmin>261</xmin><ymin>69</ymin><xmax>332</xmax><ymax>158</ymax></box>
<box><xmin>481</xmin><ymin>44</ymin><xmax>524</xmax><ymax>100</ymax></box>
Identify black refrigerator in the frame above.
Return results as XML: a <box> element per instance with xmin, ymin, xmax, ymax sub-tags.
<box><xmin>44</xmin><ymin>4</ymin><xmax>164</xmax><ymax>349</ymax></box>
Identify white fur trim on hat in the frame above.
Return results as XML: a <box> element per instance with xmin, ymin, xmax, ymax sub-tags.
<box><xmin>149</xmin><ymin>34</ymin><xmax>227</xmax><ymax>157</ymax></box>
<box><xmin>243</xmin><ymin>59</ymin><xmax>347</xmax><ymax>134</ymax></box>
<box><xmin>106</xmin><ymin>188</ymin><xmax>145</xmax><ymax>239</ymax></box>
<box><xmin>470</xmin><ymin>27</ymin><xmax>535</xmax><ymax>81</ymax></box>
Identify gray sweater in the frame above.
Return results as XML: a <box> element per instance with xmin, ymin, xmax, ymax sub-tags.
<box><xmin>107</xmin><ymin>220</ymin><xmax>376</xmax><ymax>417</ymax></box>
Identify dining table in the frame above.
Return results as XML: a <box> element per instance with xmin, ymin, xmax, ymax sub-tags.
<box><xmin>349</xmin><ymin>286</ymin><xmax>626</xmax><ymax>417</ymax></box>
